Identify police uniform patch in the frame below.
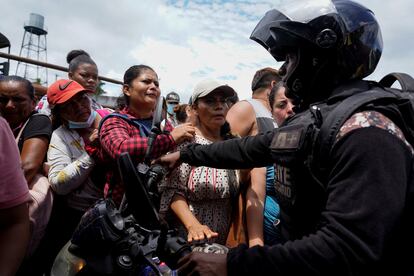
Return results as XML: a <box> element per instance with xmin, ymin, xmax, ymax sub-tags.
<box><xmin>270</xmin><ymin>126</ymin><xmax>303</xmax><ymax>149</ymax></box>
<box><xmin>336</xmin><ymin>111</ymin><xmax>414</xmax><ymax>153</ymax></box>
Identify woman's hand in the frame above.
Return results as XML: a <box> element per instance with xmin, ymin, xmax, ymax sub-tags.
<box><xmin>186</xmin><ymin>224</ymin><xmax>219</xmax><ymax>243</ymax></box>
<box><xmin>92</xmin><ymin>111</ymin><xmax>103</xmax><ymax>129</ymax></box>
<box><xmin>171</xmin><ymin>123</ymin><xmax>195</xmax><ymax>144</ymax></box>
<box><xmin>88</xmin><ymin>128</ymin><xmax>99</xmax><ymax>145</ymax></box>
<box><xmin>79</xmin><ymin>128</ymin><xmax>99</xmax><ymax>146</ymax></box>
<box><xmin>82</xmin><ymin>111</ymin><xmax>102</xmax><ymax>145</ymax></box>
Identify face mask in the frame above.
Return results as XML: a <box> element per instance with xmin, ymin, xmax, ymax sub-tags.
<box><xmin>167</xmin><ymin>103</ymin><xmax>176</xmax><ymax>115</ymax></box>
<box><xmin>68</xmin><ymin>110</ymin><xmax>96</xmax><ymax>129</ymax></box>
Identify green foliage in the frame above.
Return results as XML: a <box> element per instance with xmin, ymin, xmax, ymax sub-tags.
<box><xmin>95</xmin><ymin>81</ymin><xmax>106</xmax><ymax>96</ymax></box>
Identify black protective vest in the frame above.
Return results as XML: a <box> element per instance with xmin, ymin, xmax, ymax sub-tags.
<box><xmin>269</xmin><ymin>79</ymin><xmax>414</xmax><ymax>241</ymax></box>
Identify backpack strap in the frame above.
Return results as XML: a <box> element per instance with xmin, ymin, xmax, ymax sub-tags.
<box><xmin>98</xmin><ymin>113</ymin><xmax>151</xmax><ymax>196</ymax></box>
<box><xmin>315</xmin><ymin>89</ymin><xmax>398</xmax><ymax>182</ymax></box>
<box><xmin>379</xmin><ymin>72</ymin><xmax>414</xmax><ymax>92</ymax></box>
<box><xmin>98</xmin><ymin>113</ymin><xmax>150</xmax><ymax>138</ymax></box>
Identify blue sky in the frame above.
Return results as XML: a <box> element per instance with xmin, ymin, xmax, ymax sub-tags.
<box><xmin>1</xmin><ymin>0</ymin><xmax>413</xmax><ymax>102</ymax></box>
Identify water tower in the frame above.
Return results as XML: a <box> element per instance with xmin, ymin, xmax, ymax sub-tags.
<box><xmin>0</xmin><ymin>32</ymin><xmax>11</xmax><ymax>75</ymax></box>
<box><xmin>16</xmin><ymin>13</ymin><xmax>48</xmax><ymax>85</ymax></box>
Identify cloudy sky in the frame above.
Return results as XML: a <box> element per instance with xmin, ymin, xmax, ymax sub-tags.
<box><xmin>1</xmin><ymin>0</ymin><xmax>413</xmax><ymax>102</ymax></box>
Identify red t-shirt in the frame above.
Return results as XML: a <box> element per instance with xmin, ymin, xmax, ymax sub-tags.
<box><xmin>99</xmin><ymin>108</ymin><xmax>176</xmax><ymax>204</ymax></box>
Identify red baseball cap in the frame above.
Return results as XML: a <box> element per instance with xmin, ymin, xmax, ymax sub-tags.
<box><xmin>47</xmin><ymin>79</ymin><xmax>91</xmax><ymax>106</ymax></box>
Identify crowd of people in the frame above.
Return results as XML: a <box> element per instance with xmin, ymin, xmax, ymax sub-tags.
<box><xmin>1</xmin><ymin>0</ymin><xmax>413</xmax><ymax>275</ymax></box>
<box><xmin>0</xmin><ymin>45</ymin><xmax>291</xmax><ymax>275</ymax></box>
<box><xmin>0</xmin><ymin>48</ymin><xmax>293</xmax><ymax>274</ymax></box>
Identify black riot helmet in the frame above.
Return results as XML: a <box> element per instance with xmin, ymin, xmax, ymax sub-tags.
<box><xmin>250</xmin><ymin>0</ymin><xmax>383</xmax><ymax>109</ymax></box>
<box><xmin>166</xmin><ymin>91</ymin><xmax>180</xmax><ymax>103</ymax></box>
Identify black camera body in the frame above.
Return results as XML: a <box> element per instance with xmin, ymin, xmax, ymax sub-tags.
<box><xmin>156</xmin><ymin>227</ymin><xmax>191</xmax><ymax>270</ymax></box>
<box><xmin>52</xmin><ymin>97</ymin><xmax>192</xmax><ymax>275</ymax></box>
<box><xmin>61</xmin><ymin>153</ymin><xmax>191</xmax><ymax>275</ymax></box>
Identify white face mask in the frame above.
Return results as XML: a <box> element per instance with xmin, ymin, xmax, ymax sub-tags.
<box><xmin>167</xmin><ymin>103</ymin><xmax>178</xmax><ymax>115</ymax></box>
<box><xmin>67</xmin><ymin>110</ymin><xmax>96</xmax><ymax>129</ymax></box>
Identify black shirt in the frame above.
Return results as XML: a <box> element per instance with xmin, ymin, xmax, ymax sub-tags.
<box><xmin>16</xmin><ymin>113</ymin><xmax>52</xmax><ymax>152</ymax></box>
<box><xmin>181</xmin><ymin>126</ymin><xmax>413</xmax><ymax>275</ymax></box>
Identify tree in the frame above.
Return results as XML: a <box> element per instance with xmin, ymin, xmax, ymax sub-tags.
<box><xmin>95</xmin><ymin>81</ymin><xmax>106</xmax><ymax>96</ymax></box>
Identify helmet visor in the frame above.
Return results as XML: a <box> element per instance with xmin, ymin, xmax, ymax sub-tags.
<box><xmin>251</xmin><ymin>0</ymin><xmax>338</xmax><ymax>61</ymax></box>
<box><xmin>277</xmin><ymin>0</ymin><xmax>337</xmax><ymax>23</ymax></box>
<box><xmin>250</xmin><ymin>9</ymin><xmax>290</xmax><ymax>50</ymax></box>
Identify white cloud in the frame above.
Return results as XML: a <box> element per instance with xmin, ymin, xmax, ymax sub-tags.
<box><xmin>127</xmin><ymin>0</ymin><xmax>279</xmax><ymax>101</ymax></box>
<box><xmin>0</xmin><ymin>0</ymin><xmax>413</xmax><ymax>103</ymax></box>
<box><xmin>130</xmin><ymin>34</ymin><xmax>276</xmax><ymax>101</ymax></box>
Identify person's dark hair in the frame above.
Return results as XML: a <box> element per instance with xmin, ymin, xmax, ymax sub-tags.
<box><xmin>268</xmin><ymin>81</ymin><xmax>286</xmax><ymax>110</ymax></box>
<box><xmin>251</xmin><ymin>67</ymin><xmax>281</xmax><ymax>92</ymax></box>
<box><xmin>115</xmin><ymin>95</ymin><xmax>126</xmax><ymax>112</ymax></box>
<box><xmin>122</xmin><ymin>65</ymin><xmax>156</xmax><ymax>106</ymax></box>
<box><xmin>226</xmin><ymin>92</ymin><xmax>239</xmax><ymax>106</ymax></box>
<box><xmin>67</xmin><ymin>49</ymin><xmax>96</xmax><ymax>73</ymax></box>
<box><xmin>162</xmin><ymin>96</ymin><xmax>168</xmax><ymax>120</ymax></box>
<box><xmin>269</xmin><ymin>81</ymin><xmax>300</xmax><ymax>112</ymax></box>
<box><xmin>50</xmin><ymin>105</ymin><xmax>62</xmax><ymax>130</ymax></box>
<box><xmin>0</xmin><ymin>75</ymin><xmax>35</xmax><ymax>100</ymax></box>
<box><xmin>173</xmin><ymin>104</ymin><xmax>188</xmax><ymax>124</ymax></box>
<box><xmin>220</xmin><ymin>121</ymin><xmax>237</xmax><ymax>140</ymax></box>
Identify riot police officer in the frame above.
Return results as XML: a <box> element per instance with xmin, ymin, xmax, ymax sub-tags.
<box><xmin>157</xmin><ymin>0</ymin><xmax>414</xmax><ymax>275</ymax></box>
<box><xmin>166</xmin><ymin>91</ymin><xmax>180</xmax><ymax>127</ymax></box>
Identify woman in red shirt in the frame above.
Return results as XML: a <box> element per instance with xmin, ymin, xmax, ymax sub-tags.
<box><xmin>99</xmin><ymin>65</ymin><xmax>195</xmax><ymax>204</ymax></box>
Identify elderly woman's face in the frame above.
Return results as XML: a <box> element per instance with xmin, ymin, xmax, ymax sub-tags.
<box><xmin>272</xmin><ymin>86</ymin><xmax>295</xmax><ymax>126</ymax></box>
<box><xmin>0</xmin><ymin>80</ymin><xmax>35</xmax><ymax>128</ymax></box>
<box><xmin>59</xmin><ymin>92</ymin><xmax>91</xmax><ymax>122</ymax></box>
<box><xmin>193</xmin><ymin>89</ymin><xmax>229</xmax><ymax>129</ymax></box>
